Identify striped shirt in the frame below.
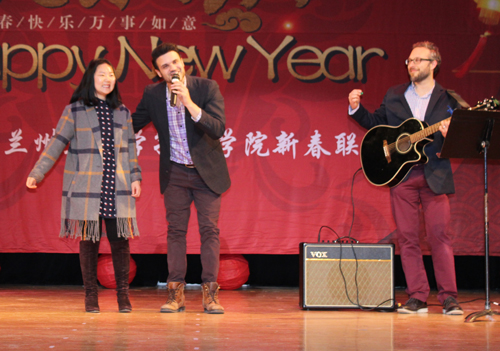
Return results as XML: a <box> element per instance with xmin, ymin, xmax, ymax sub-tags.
<box><xmin>405</xmin><ymin>82</ymin><xmax>435</xmax><ymax>121</ymax></box>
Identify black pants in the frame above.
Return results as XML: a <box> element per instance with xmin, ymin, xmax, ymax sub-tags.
<box><xmin>99</xmin><ymin>217</ymin><xmax>126</xmax><ymax>242</ymax></box>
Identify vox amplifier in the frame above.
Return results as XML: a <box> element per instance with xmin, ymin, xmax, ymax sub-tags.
<box><xmin>299</xmin><ymin>242</ymin><xmax>395</xmax><ymax>310</ymax></box>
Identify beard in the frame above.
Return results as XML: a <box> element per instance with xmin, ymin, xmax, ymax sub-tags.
<box><xmin>409</xmin><ymin>68</ymin><xmax>431</xmax><ymax>83</ymax></box>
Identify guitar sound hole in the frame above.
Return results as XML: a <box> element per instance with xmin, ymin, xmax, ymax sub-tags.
<box><xmin>396</xmin><ymin>134</ymin><xmax>412</xmax><ymax>153</ymax></box>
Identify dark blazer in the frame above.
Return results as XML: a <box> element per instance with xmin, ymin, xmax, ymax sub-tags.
<box><xmin>351</xmin><ymin>82</ymin><xmax>458</xmax><ymax>195</ymax></box>
<box><xmin>132</xmin><ymin>75</ymin><xmax>231</xmax><ymax>195</ymax></box>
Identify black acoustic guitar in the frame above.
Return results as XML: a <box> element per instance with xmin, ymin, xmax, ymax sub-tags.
<box><xmin>360</xmin><ymin>97</ymin><xmax>499</xmax><ymax>187</ymax></box>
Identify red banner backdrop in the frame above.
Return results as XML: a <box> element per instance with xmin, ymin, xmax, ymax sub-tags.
<box><xmin>1</xmin><ymin>0</ymin><xmax>499</xmax><ymax>255</ymax></box>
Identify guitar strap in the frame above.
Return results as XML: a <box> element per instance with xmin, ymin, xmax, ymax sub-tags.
<box><xmin>446</xmin><ymin>89</ymin><xmax>470</xmax><ymax>109</ymax></box>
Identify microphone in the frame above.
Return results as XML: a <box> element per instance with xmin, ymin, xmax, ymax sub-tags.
<box><xmin>170</xmin><ymin>73</ymin><xmax>180</xmax><ymax>107</ymax></box>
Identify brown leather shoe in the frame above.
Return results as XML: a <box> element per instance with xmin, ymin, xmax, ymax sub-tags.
<box><xmin>201</xmin><ymin>282</ymin><xmax>224</xmax><ymax>314</ymax></box>
<box><xmin>442</xmin><ymin>296</ymin><xmax>464</xmax><ymax>315</ymax></box>
<box><xmin>160</xmin><ymin>282</ymin><xmax>185</xmax><ymax>313</ymax></box>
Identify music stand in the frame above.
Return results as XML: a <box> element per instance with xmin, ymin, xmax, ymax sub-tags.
<box><xmin>441</xmin><ymin>108</ymin><xmax>500</xmax><ymax>322</ymax></box>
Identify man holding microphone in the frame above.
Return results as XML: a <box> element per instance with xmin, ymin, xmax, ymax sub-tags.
<box><xmin>133</xmin><ymin>43</ymin><xmax>231</xmax><ymax>314</ymax></box>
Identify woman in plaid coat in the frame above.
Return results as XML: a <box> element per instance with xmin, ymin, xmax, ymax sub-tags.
<box><xmin>26</xmin><ymin>58</ymin><xmax>142</xmax><ymax>313</ymax></box>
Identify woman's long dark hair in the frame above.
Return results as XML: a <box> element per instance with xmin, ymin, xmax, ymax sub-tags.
<box><xmin>70</xmin><ymin>58</ymin><xmax>122</xmax><ymax>109</ymax></box>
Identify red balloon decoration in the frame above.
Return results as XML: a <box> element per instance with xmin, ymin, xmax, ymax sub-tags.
<box><xmin>97</xmin><ymin>254</ymin><xmax>137</xmax><ymax>289</ymax></box>
<box><xmin>218</xmin><ymin>254</ymin><xmax>250</xmax><ymax>290</ymax></box>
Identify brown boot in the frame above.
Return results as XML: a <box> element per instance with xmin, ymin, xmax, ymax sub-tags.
<box><xmin>79</xmin><ymin>240</ymin><xmax>100</xmax><ymax>313</ymax></box>
<box><xmin>160</xmin><ymin>282</ymin><xmax>186</xmax><ymax>313</ymax></box>
<box><xmin>110</xmin><ymin>240</ymin><xmax>132</xmax><ymax>313</ymax></box>
<box><xmin>201</xmin><ymin>282</ymin><xmax>224</xmax><ymax>314</ymax></box>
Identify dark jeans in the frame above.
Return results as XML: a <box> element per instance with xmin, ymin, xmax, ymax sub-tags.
<box><xmin>164</xmin><ymin>162</ymin><xmax>221</xmax><ymax>283</ymax></box>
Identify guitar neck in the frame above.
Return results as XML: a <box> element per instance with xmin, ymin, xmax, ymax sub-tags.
<box><xmin>410</xmin><ymin>117</ymin><xmax>451</xmax><ymax>143</ymax></box>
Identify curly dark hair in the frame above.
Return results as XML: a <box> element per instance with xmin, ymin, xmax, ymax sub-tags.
<box><xmin>151</xmin><ymin>43</ymin><xmax>181</xmax><ymax>70</ymax></box>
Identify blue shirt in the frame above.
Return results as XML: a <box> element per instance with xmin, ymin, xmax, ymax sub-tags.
<box><xmin>404</xmin><ymin>82</ymin><xmax>435</xmax><ymax>121</ymax></box>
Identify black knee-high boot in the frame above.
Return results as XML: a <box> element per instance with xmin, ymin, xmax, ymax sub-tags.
<box><xmin>79</xmin><ymin>240</ymin><xmax>100</xmax><ymax>313</ymax></box>
<box><xmin>109</xmin><ymin>240</ymin><xmax>132</xmax><ymax>313</ymax></box>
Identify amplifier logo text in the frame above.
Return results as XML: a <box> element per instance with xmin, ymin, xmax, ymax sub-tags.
<box><xmin>309</xmin><ymin>251</ymin><xmax>328</xmax><ymax>258</ymax></box>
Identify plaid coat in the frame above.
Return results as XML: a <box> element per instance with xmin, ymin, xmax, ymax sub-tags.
<box><xmin>29</xmin><ymin>100</ymin><xmax>142</xmax><ymax>241</ymax></box>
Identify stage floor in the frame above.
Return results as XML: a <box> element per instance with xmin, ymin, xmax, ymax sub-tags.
<box><xmin>0</xmin><ymin>286</ymin><xmax>498</xmax><ymax>350</ymax></box>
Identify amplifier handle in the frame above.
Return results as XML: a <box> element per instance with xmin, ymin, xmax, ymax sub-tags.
<box><xmin>333</xmin><ymin>236</ymin><xmax>359</xmax><ymax>244</ymax></box>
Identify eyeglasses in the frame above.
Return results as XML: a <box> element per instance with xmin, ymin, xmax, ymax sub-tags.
<box><xmin>405</xmin><ymin>58</ymin><xmax>433</xmax><ymax>65</ymax></box>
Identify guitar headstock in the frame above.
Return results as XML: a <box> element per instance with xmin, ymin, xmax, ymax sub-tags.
<box><xmin>470</xmin><ymin>97</ymin><xmax>500</xmax><ymax>111</ymax></box>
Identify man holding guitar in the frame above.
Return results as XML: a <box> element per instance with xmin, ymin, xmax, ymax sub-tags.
<box><xmin>348</xmin><ymin>41</ymin><xmax>463</xmax><ymax>315</ymax></box>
